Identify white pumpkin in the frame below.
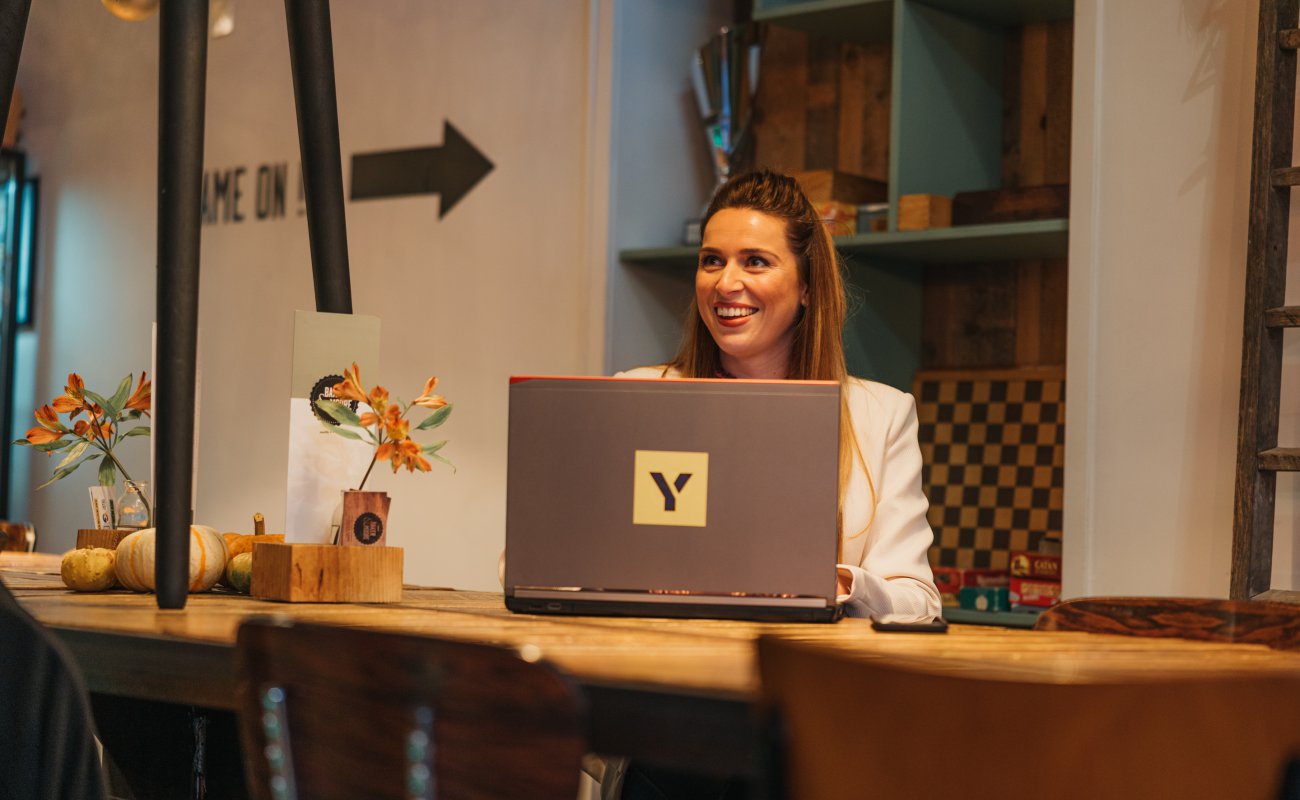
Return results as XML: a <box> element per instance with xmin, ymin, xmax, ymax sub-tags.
<box><xmin>114</xmin><ymin>525</ymin><xmax>228</xmax><ymax>593</ymax></box>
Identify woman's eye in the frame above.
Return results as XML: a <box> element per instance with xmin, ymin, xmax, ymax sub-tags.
<box><xmin>745</xmin><ymin>256</ymin><xmax>771</xmax><ymax>268</ymax></box>
<box><xmin>698</xmin><ymin>254</ymin><xmax>723</xmax><ymax>270</ymax></box>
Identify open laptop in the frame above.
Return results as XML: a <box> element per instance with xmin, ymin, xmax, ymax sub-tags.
<box><xmin>504</xmin><ymin>376</ymin><xmax>844</xmax><ymax>622</ymax></box>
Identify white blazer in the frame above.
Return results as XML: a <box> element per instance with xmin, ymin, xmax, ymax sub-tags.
<box><xmin>616</xmin><ymin>366</ymin><xmax>941</xmax><ymax>620</ymax></box>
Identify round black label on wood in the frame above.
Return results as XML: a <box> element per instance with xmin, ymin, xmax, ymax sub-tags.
<box><xmin>354</xmin><ymin>512</ymin><xmax>384</xmax><ymax>545</ymax></box>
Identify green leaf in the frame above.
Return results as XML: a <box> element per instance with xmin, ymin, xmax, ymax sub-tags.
<box><xmin>315</xmin><ymin>399</ymin><xmax>361</xmax><ymax>427</ymax></box>
<box><xmin>106</xmin><ymin>374</ymin><xmax>133</xmax><ymax>417</ymax></box>
<box><xmin>421</xmin><ymin>440</ymin><xmax>447</xmax><ymax>454</ymax></box>
<box><xmin>83</xmin><ymin>389</ymin><xmax>111</xmax><ymax>415</ymax></box>
<box><xmin>415</xmin><ymin>404</ymin><xmax>453</xmax><ymax>431</ymax></box>
<box><xmin>98</xmin><ymin>456</ymin><xmax>117</xmax><ymax>487</ymax></box>
<box><xmin>35</xmin><ymin>454</ymin><xmax>99</xmax><ymax>490</ymax></box>
<box><xmin>33</xmin><ymin>438</ymin><xmax>75</xmax><ymax>453</ymax></box>
<box><xmin>323</xmin><ymin>425</ymin><xmax>363</xmax><ymax>441</ymax></box>
<box><xmin>122</xmin><ymin>426</ymin><xmax>151</xmax><ymax>438</ymax></box>
<box><xmin>124</xmin><ymin>409</ymin><xmax>145</xmax><ymax>421</ymax></box>
<box><xmin>55</xmin><ymin>440</ymin><xmax>89</xmax><ymax>470</ymax></box>
<box><xmin>426</xmin><ymin>451</ymin><xmax>456</xmax><ymax>474</ymax></box>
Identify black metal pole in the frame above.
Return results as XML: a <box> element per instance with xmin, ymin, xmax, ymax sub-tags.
<box><xmin>0</xmin><ymin>0</ymin><xmax>31</xmax><ymax>139</ymax></box>
<box><xmin>155</xmin><ymin>0</ymin><xmax>209</xmax><ymax>610</ymax></box>
<box><xmin>0</xmin><ymin>0</ymin><xmax>32</xmax><ymax>521</ymax></box>
<box><xmin>284</xmin><ymin>0</ymin><xmax>352</xmax><ymax>313</ymax></box>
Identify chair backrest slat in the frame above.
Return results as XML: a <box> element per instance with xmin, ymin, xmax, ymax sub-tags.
<box><xmin>235</xmin><ymin>618</ymin><xmax>587</xmax><ymax>800</ymax></box>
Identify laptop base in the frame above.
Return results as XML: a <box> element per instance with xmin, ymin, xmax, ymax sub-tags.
<box><xmin>505</xmin><ymin>594</ymin><xmax>844</xmax><ymax>623</ymax></box>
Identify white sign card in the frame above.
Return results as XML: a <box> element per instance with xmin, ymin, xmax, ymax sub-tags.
<box><xmin>285</xmin><ymin>310</ymin><xmax>380</xmax><ymax>542</ymax></box>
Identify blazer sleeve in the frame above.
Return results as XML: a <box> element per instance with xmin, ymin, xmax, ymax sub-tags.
<box><xmin>837</xmin><ymin>391</ymin><xmax>942</xmax><ymax>620</ymax></box>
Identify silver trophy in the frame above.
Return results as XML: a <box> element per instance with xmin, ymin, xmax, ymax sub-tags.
<box><xmin>692</xmin><ymin>25</ymin><xmax>762</xmax><ymax>195</ymax></box>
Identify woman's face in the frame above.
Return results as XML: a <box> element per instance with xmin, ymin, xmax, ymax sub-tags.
<box><xmin>696</xmin><ymin>208</ymin><xmax>807</xmax><ymax>377</ymax></box>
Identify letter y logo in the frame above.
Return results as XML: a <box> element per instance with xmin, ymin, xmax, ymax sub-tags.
<box><xmin>650</xmin><ymin>472</ymin><xmax>691</xmax><ymax>511</ymax></box>
<box><xmin>633</xmin><ymin>451</ymin><xmax>708</xmax><ymax>527</ymax></box>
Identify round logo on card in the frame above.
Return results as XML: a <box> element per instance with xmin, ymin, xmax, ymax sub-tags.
<box><xmin>310</xmin><ymin>374</ymin><xmax>359</xmax><ymax>425</ymax></box>
<box><xmin>353</xmin><ymin>512</ymin><xmax>384</xmax><ymax>545</ymax></box>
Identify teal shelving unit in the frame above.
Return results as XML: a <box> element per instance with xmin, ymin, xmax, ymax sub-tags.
<box><xmin>610</xmin><ymin>0</ymin><xmax>1073</xmax><ymax>389</ymax></box>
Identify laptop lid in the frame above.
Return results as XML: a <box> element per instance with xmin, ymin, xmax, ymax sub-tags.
<box><xmin>504</xmin><ymin>376</ymin><xmax>842</xmax><ymax>621</ymax></box>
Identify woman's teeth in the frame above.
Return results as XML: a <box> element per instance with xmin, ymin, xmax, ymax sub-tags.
<box><xmin>716</xmin><ymin>307</ymin><xmax>757</xmax><ymax>318</ymax></box>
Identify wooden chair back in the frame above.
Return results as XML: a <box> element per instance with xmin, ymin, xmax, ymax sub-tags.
<box><xmin>758</xmin><ymin>635</ymin><xmax>1300</xmax><ymax>800</ymax></box>
<box><xmin>235</xmin><ymin>618</ymin><xmax>587</xmax><ymax>800</ymax></box>
<box><xmin>1034</xmin><ymin>596</ymin><xmax>1300</xmax><ymax>650</ymax></box>
<box><xmin>0</xmin><ymin>520</ymin><xmax>35</xmax><ymax>552</ymax></box>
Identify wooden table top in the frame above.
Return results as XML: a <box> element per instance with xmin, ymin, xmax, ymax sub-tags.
<box><xmin>13</xmin><ymin>550</ymin><xmax>1300</xmax><ymax>775</ymax></box>
<box><xmin>10</xmin><ymin>550</ymin><xmax>1300</xmax><ymax>697</ymax></box>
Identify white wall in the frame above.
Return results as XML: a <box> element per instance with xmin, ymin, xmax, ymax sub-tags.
<box><xmin>1066</xmin><ymin>0</ymin><xmax>1300</xmax><ymax>597</ymax></box>
<box><xmin>12</xmin><ymin>0</ymin><xmax>603</xmax><ymax>591</ymax></box>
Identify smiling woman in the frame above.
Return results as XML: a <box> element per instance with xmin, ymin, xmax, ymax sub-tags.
<box><xmin>617</xmin><ymin>170</ymin><xmax>941</xmax><ymax>623</ymax></box>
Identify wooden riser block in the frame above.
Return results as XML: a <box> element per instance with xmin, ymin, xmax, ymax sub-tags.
<box><xmin>898</xmin><ymin>194</ymin><xmax>952</xmax><ymax>231</ymax></box>
<box><xmin>251</xmin><ymin>543</ymin><xmax>404</xmax><ymax>603</ymax></box>
<box><xmin>77</xmin><ymin>529</ymin><xmax>135</xmax><ymax>550</ymax></box>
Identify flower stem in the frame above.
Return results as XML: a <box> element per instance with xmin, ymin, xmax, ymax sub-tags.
<box><xmin>357</xmin><ymin>453</ymin><xmax>378</xmax><ymax>492</ymax></box>
<box><xmin>104</xmin><ymin>449</ymin><xmax>152</xmax><ymax>527</ymax></box>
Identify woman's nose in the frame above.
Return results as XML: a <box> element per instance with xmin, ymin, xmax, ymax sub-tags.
<box><xmin>717</xmin><ymin>261</ymin><xmax>745</xmax><ymax>293</ymax></box>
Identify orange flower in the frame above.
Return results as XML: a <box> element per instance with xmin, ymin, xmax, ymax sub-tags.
<box><xmin>332</xmin><ymin>363</ymin><xmax>367</xmax><ymax>403</ymax></box>
<box><xmin>383</xmin><ymin>405</ymin><xmax>408</xmax><ymax>442</ymax></box>
<box><xmin>125</xmin><ymin>372</ymin><xmax>151</xmax><ymax>413</ymax></box>
<box><xmin>413</xmin><ymin>376</ymin><xmax>446</xmax><ymax>409</ymax></box>
<box><xmin>72</xmin><ymin>420</ymin><xmax>89</xmax><ymax>437</ymax></box>
<box><xmin>367</xmin><ymin>385</ymin><xmax>390</xmax><ymax>417</ymax></box>
<box><xmin>358</xmin><ymin>412</ymin><xmax>380</xmax><ymax>427</ymax></box>
<box><xmin>64</xmin><ymin>373</ymin><xmax>84</xmax><ymax>401</ymax></box>
<box><xmin>23</xmin><ymin>426</ymin><xmax>62</xmax><ymax>445</ymax></box>
<box><xmin>390</xmin><ymin>439</ymin><xmax>431</xmax><ymax>473</ymax></box>
<box><xmin>51</xmin><ymin>395</ymin><xmax>81</xmax><ymax>415</ymax></box>
<box><xmin>34</xmin><ymin>405</ymin><xmax>60</xmax><ymax>431</ymax></box>
<box><xmin>375</xmin><ymin>441</ymin><xmax>396</xmax><ymax>463</ymax></box>
<box><xmin>88</xmin><ymin>417</ymin><xmax>113</xmax><ymax>441</ymax></box>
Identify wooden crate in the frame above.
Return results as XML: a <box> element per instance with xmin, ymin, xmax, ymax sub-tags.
<box><xmin>76</xmin><ymin>528</ymin><xmax>134</xmax><ymax>550</ymax></box>
<box><xmin>251</xmin><ymin>542</ymin><xmax>403</xmax><ymax>603</ymax></box>
<box><xmin>792</xmin><ymin>169</ymin><xmax>886</xmax><ymax>204</ymax></box>
<box><xmin>898</xmin><ymin>194</ymin><xmax>952</xmax><ymax>231</ymax></box>
<box><xmin>952</xmin><ymin>184</ymin><xmax>1069</xmax><ymax>226</ymax></box>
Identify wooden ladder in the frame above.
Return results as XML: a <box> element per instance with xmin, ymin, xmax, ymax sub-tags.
<box><xmin>1232</xmin><ymin>0</ymin><xmax>1300</xmax><ymax>601</ymax></box>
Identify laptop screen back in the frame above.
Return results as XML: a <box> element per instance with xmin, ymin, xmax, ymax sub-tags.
<box><xmin>504</xmin><ymin>377</ymin><xmax>841</xmax><ymax>605</ymax></box>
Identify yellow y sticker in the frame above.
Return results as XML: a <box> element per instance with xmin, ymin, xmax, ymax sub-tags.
<box><xmin>633</xmin><ymin>450</ymin><xmax>709</xmax><ymax>527</ymax></box>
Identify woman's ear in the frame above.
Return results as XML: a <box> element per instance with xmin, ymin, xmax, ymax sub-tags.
<box><xmin>801</xmin><ymin>284</ymin><xmax>809</xmax><ymax>308</ymax></box>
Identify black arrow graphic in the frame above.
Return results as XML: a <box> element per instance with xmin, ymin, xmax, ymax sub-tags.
<box><xmin>350</xmin><ymin>121</ymin><xmax>493</xmax><ymax>218</ymax></box>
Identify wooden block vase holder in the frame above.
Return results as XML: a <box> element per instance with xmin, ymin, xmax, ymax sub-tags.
<box><xmin>76</xmin><ymin>528</ymin><xmax>135</xmax><ymax>550</ymax></box>
<box><xmin>251</xmin><ymin>542</ymin><xmax>403</xmax><ymax>603</ymax></box>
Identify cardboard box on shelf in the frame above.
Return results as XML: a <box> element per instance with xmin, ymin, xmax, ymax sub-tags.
<box><xmin>1010</xmin><ymin>576</ymin><xmax>1060</xmax><ymax>608</ymax></box>
<box><xmin>1010</xmin><ymin>551</ymin><xmax>1062</xmax><ymax>581</ymax></box>
<box><xmin>933</xmin><ymin>566</ymin><xmax>1009</xmax><ymax>606</ymax></box>
<box><xmin>815</xmin><ymin>200</ymin><xmax>858</xmax><ymax>237</ymax></box>
<box><xmin>959</xmin><ymin>586</ymin><xmax>1011</xmax><ymax>612</ymax></box>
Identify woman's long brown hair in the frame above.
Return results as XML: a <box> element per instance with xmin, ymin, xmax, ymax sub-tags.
<box><xmin>668</xmin><ymin>170</ymin><xmax>877</xmax><ymax>541</ymax></box>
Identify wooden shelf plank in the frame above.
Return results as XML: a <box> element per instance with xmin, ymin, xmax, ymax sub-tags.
<box><xmin>1264</xmin><ymin>306</ymin><xmax>1300</xmax><ymax>327</ymax></box>
<box><xmin>1259</xmin><ymin>448</ymin><xmax>1300</xmax><ymax>471</ymax></box>
<box><xmin>755</xmin><ymin>0</ymin><xmax>1072</xmax><ymax>36</ymax></box>
<box><xmin>620</xmin><ymin>219</ymin><xmax>1069</xmax><ymax>268</ymax></box>
<box><xmin>754</xmin><ymin>0</ymin><xmax>893</xmax><ymax>45</ymax></box>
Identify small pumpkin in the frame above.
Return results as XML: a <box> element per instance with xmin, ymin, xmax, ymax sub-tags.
<box><xmin>114</xmin><ymin>525</ymin><xmax>228</xmax><ymax>593</ymax></box>
<box><xmin>225</xmin><ymin>552</ymin><xmax>253</xmax><ymax>594</ymax></box>
<box><xmin>225</xmin><ymin>532</ymin><xmax>285</xmax><ymax>559</ymax></box>
<box><xmin>61</xmin><ymin>548</ymin><xmax>117</xmax><ymax>592</ymax></box>
<box><xmin>224</xmin><ymin>513</ymin><xmax>285</xmax><ymax>561</ymax></box>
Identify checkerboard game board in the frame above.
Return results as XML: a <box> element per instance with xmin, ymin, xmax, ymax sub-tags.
<box><xmin>914</xmin><ymin>369</ymin><xmax>1065</xmax><ymax>571</ymax></box>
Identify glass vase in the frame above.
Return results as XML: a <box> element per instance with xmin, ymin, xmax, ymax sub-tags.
<box><xmin>117</xmin><ymin>480</ymin><xmax>151</xmax><ymax>529</ymax></box>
